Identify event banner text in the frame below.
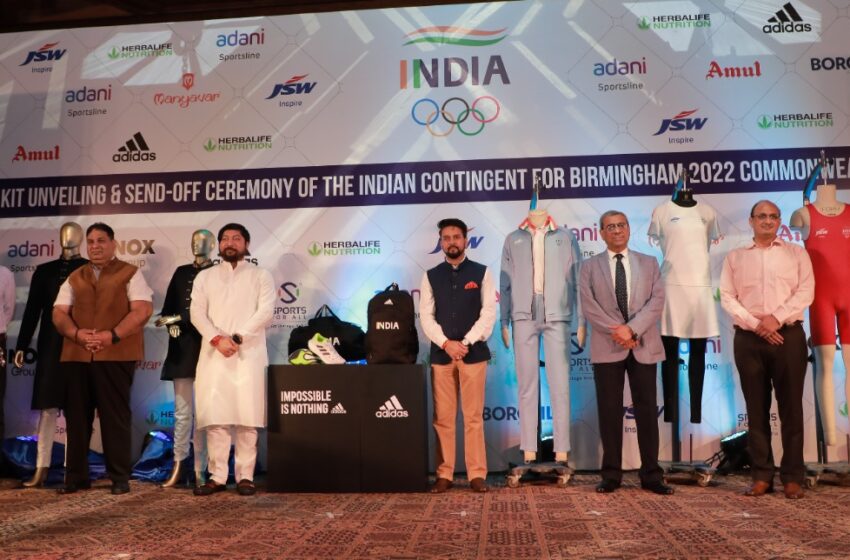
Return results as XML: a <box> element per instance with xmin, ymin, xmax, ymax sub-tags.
<box><xmin>1</xmin><ymin>147</ymin><xmax>847</xmax><ymax>217</ymax></box>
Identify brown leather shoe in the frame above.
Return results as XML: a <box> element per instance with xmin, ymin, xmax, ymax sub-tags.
<box><xmin>430</xmin><ymin>478</ymin><xmax>453</xmax><ymax>493</ymax></box>
<box><xmin>783</xmin><ymin>481</ymin><xmax>804</xmax><ymax>500</ymax></box>
<box><xmin>743</xmin><ymin>480</ymin><xmax>774</xmax><ymax>497</ymax></box>
<box><xmin>469</xmin><ymin>478</ymin><xmax>488</xmax><ymax>493</ymax></box>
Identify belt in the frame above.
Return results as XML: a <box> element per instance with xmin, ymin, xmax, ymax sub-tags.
<box><xmin>734</xmin><ymin>320</ymin><xmax>803</xmax><ymax>332</ymax></box>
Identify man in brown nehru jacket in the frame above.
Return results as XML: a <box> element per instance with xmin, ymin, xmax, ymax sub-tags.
<box><xmin>53</xmin><ymin>223</ymin><xmax>153</xmax><ymax>495</ymax></box>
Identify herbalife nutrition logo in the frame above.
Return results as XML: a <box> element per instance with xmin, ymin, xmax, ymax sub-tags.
<box><xmin>108</xmin><ymin>42</ymin><xmax>173</xmax><ymax>59</ymax></box>
<box><xmin>763</xmin><ymin>2</ymin><xmax>812</xmax><ymax>33</ymax></box>
<box><xmin>757</xmin><ymin>112</ymin><xmax>833</xmax><ymax>129</ymax></box>
<box><xmin>638</xmin><ymin>13</ymin><xmax>711</xmax><ymax>30</ymax></box>
<box><xmin>203</xmin><ymin>135</ymin><xmax>272</xmax><ymax>152</ymax></box>
<box><xmin>308</xmin><ymin>240</ymin><xmax>381</xmax><ymax>256</ymax></box>
<box><xmin>375</xmin><ymin>395</ymin><xmax>409</xmax><ymax>418</ymax></box>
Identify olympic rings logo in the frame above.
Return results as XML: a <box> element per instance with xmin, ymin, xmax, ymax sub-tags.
<box><xmin>411</xmin><ymin>96</ymin><xmax>501</xmax><ymax>137</ymax></box>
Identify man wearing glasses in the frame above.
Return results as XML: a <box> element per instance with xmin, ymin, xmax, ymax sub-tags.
<box><xmin>579</xmin><ymin>210</ymin><xmax>672</xmax><ymax>495</ymax></box>
<box><xmin>720</xmin><ymin>200</ymin><xmax>814</xmax><ymax>499</ymax></box>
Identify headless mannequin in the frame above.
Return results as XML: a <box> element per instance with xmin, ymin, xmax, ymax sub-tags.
<box><xmin>155</xmin><ymin>229</ymin><xmax>215</xmax><ymax>487</ymax></box>
<box><xmin>15</xmin><ymin>223</ymin><xmax>86</xmax><ymax>487</ymax></box>
<box><xmin>651</xmin><ymin>186</ymin><xmax>718</xmax><ymax>426</ymax></box>
<box><xmin>501</xmin><ymin>209</ymin><xmax>586</xmax><ymax>464</ymax></box>
<box><xmin>790</xmin><ymin>183</ymin><xmax>850</xmax><ymax>446</ymax></box>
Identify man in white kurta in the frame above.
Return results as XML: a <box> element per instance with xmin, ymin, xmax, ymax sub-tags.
<box><xmin>190</xmin><ymin>224</ymin><xmax>275</xmax><ymax>495</ymax></box>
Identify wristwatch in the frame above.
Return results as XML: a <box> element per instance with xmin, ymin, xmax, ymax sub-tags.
<box><xmin>461</xmin><ymin>337</ymin><xmax>471</xmax><ymax>347</ymax></box>
<box><xmin>232</xmin><ymin>333</ymin><xmax>243</xmax><ymax>345</ymax></box>
<box><xmin>111</xmin><ymin>329</ymin><xmax>121</xmax><ymax>344</ymax></box>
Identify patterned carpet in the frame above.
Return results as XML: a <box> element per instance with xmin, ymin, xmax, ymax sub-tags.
<box><xmin>2</xmin><ymin>473</ymin><xmax>850</xmax><ymax>559</ymax></box>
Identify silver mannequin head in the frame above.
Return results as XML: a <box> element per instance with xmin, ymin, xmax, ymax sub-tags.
<box><xmin>191</xmin><ymin>229</ymin><xmax>216</xmax><ymax>259</ymax></box>
<box><xmin>59</xmin><ymin>222</ymin><xmax>83</xmax><ymax>258</ymax></box>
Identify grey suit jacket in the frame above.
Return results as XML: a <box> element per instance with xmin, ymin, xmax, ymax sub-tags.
<box><xmin>579</xmin><ymin>249</ymin><xmax>665</xmax><ymax>365</ymax></box>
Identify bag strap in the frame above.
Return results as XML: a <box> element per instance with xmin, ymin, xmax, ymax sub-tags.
<box><xmin>314</xmin><ymin>304</ymin><xmax>339</xmax><ymax>319</ymax></box>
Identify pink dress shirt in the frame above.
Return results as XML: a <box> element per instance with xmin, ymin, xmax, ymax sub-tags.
<box><xmin>720</xmin><ymin>238</ymin><xmax>814</xmax><ymax>331</ymax></box>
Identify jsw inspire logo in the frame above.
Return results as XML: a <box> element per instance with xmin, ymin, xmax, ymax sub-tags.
<box><xmin>265</xmin><ymin>75</ymin><xmax>317</xmax><ymax>108</ymax></box>
<box><xmin>653</xmin><ymin>109</ymin><xmax>708</xmax><ymax>139</ymax></box>
<box><xmin>20</xmin><ymin>42</ymin><xmax>67</xmax><ymax>71</ymax></box>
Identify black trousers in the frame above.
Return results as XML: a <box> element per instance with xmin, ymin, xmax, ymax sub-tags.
<box><xmin>64</xmin><ymin>361</ymin><xmax>135</xmax><ymax>484</ymax></box>
<box><xmin>0</xmin><ymin>334</ymin><xmax>6</xmax><ymax>443</ymax></box>
<box><xmin>593</xmin><ymin>352</ymin><xmax>662</xmax><ymax>484</ymax></box>
<box><xmin>733</xmin><ymin>324</ymin><xmax>807</xmax><ymax>485</ymax></box>
<box><xmin>661</xmin><ymin>336</ymin><xmax>708</xmax><ymax>424</ymax></box>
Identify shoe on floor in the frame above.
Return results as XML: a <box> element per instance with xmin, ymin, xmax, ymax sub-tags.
<box><xmin>307</xmin><ymin>333</ymin><xmax>346</xmax><ymax>364</ymax></box>
<box><xmin>469</xmin><ymin>478</ymin><xmax>488</xmax><ymax>493</ymax></box>
<box><xmin>783</xmin><ymin>481</ymin><xmax>804</xmax><ymax>499</ymax></box>
<box><xmin>289</xmin><ymin>348</ymin><xmax>321</xmax><ymax>365</ymax></box>
<box><xmin>194</xmin><ymin>480</ymin><xmax>227</xmax><ymax>496</ymax></box>
<box><xmin>430</xmin><ymin>478</ymin><xmax>453</xmax><ymax>493</ymax></box>
<box><xmin>743</xmin><ymin>480</ymin><xmax>774</xmax><ymax>497</ymax></box>
<box><xmin>237</xmin><ymin>479</ymin><xmax>257</xmax><ymax>496</ymax></box>
<box><xmin>111</xmin><ymin>481</ymin><xmax>130</xmax><ymax>495</ymax></box>
<box><xmin>595</xmin><ymin>479</ymin><xmax>620</xmax><ymax>493</ymax></box>
<box><xmin>57</xmin><ymin>481</ymin><xmax>91</xmax><ymax>495</ymax></box>
<box><xmin>641</xmin><ymin>481</ymin><xmax>674</xmax><ymax>495</ymax></box>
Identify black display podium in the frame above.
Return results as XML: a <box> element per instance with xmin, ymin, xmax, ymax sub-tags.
<box><xmin>267</xmin><ymin>364</ymin><xmax>429</xmax><ymax>492</ymax></box>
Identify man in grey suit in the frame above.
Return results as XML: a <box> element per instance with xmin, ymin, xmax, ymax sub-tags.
<box><xmin>579</xmin><ymin>210</ymin><xmax>672</xmax><ymax>495</ymax></box>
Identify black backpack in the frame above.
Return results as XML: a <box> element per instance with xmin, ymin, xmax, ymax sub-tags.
<box><xmin>366</xmin><ymin>283</ymin><xmax>418</xmax><ymax>364</ymax></box>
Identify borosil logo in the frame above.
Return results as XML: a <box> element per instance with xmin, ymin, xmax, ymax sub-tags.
<box><xmin>763</xmin><ymin>2</ymin><xmax>812</xmax><ymax>34</ymax></box>
<box><xmin>375</xmin><ymin>395</ymin><xmax>409</xmax><ymax>418</ymax></box>
<box><xmin>113</xmin><ymin>132</ymin><xmax>156</xmax><ymax>162</ymax></box>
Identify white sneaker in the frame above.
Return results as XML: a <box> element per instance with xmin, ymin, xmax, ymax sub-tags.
<box><xmin>307</xmin><ymin>333</ymin><xmax>345</xmax><ymax>364</ymax></box>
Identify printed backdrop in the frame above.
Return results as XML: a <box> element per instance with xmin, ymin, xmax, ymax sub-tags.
<box><xmin>1</xmin><ymin>0</ymin><xmax>848</xmax><ymax>472</ymax></box>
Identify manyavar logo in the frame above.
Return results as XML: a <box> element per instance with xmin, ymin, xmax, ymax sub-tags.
<box><xmin>653</xmin><ymin>109</ymin><xmax>707</xmax><ymax>144</ymax></box>
<box><xmin>107</xmin><ymin>42</ymin><xmax>172</xmax><ymax>59</ymax></box>
<box><xmin>113</xmin><ymin>132</ymin><xmax>156</xmax><ymax>162</ymax></box>
<box><xmin>706</xmin><ymin>60</ymin><xmax>762</xmax><ymax>79</ymax></box>
<box><xmin>153</xmin><ymin>73</ymin><xmax>221</xmax><ymax>108</ymax></box>
<box><xmin>594</xmin><ymin>57</ymin><xmax>646</xmax><ymax>93</ymax></box>
<box><xmin>810</xmin><ymin>57</ymin><xmax>850</xmax><ymax>71</ymax></box>
<box><xmin>757</xmin><ymin>112</ymin><xmax>833</xmax><ymax>129</ymax></box>
<box><xmin>637</xmin><ymin>13</ymin><xmax>710</xmax><ymax>30</ymax></box>
<box><xmin>308</xmin><ymin>240</ymin><xmax>381</xmax><ymax>256</ymax></box>
<box><xmin>203</xmin><ymin>135</ymin><xmax>272</xmax><ymax>152</ymax></box>
<box><xmin>763</xmin><ymin>2</ymin><xmax>812</xmax><ymax>34</ymax></box>
<box><xmin>20</xmin><ymin>42</ymin><xmax>67</xmax><ymax>73</ymax></box>
<box><xmin>216</xmin><ymin>28</ymin><xmax>264</xmax><ymax>63</ymax></box>
<box><xmin>65</xmin><ymin>84</ymin><xmax>112</xmax><ymax>119</ymax></box>
<box><xmin>265</xmin><ymin>75</ymin><xmax>317</xmax><ymax>108</ymax></box>
<box><xmin>12</xmin><ymin>145</ymin><xmax>59</xmax><ymax>163</ymax></box>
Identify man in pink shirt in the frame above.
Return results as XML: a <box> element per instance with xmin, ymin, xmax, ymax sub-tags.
<box><xmin>720</xmin><ymin>200</ymin><xmax>814</xmax><ymax>499</ymax></box>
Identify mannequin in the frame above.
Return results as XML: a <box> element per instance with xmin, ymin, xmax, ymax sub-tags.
<box><xmin>648</xmin><ymin>176</ymin><xmax>721</xmax><ymax>428</ymax></box>
<box><xmin>14</xmin><ymin>223</ymin><xmax>88</xmax><ymax>487</ymax></box>
<box><xmin>501</xmin><ymin>202</ymin><xmax>585</xmax><ymax>465</ymax></box>
<box><xmin>155</xmin><ymin>229</ymin><xmax>215</xmax><ymax>487</ymax></box>
<box><xmin>790</xmin><ymin>179</ymin><xmax>850</xmax><ymax>446</ymax></box>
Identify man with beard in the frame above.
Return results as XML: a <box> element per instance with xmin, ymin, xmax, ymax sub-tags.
<box><xmin>720</xmin><ymin>200</ymin><xmax>814</xmax><ymax>499</ymax></box>
<box><xmin>420</xmin><ymin>218</ymin><xmax>496</xmax><ymax>493</ymax></box>
<box><xmin>190</xmin><ymin>224</ymin><xmax>275</xmax><ymax>496</ymax></box>
<box><xmin>52</xmin><ymin>222</ymin><xmax>153</xmax><ymax>495</ymax></box>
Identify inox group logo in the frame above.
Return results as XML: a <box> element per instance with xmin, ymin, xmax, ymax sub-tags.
<box><xmin>115</xmin><ymin>238</ymin><xmax>155</xmax><ymax>256</ymax></box>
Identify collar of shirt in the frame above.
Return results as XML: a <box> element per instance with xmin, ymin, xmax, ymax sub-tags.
<box><xmin>446</xmin><ymin>255</ymin><xmax>467</xmax><ymax>270</ymax></box>
<box><xmin>518</xmin><ymin>215</ymin><xmax>558</xmax><ymax>233</ymax></box>
<box><xmin>745</xmin><ymin>236</ymin><xmax>784</xmax><ymax>250</ymax></box>
<box><xmin>606</xmin><ymin>248</ymin><xmax>629</xmax><ymax>261</ymax></box>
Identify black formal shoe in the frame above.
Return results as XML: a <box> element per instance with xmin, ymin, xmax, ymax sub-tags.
<box><xmin>430</xmin><ymin>478</ymin><xmax>453</xmax><ymax>493</ymax></box>
<box><xmin>641</xmin><ymin>481</ymin><xmax>674</xmax><ymax>495</ymax></box>
<box><xmin>194</xmin><ymin>480</ymin><xmax>227</xmax><ymax>496</ymax></box>
<box><xmin>57</xmin><ymin>481</ymin><xmax>91</xmax><ymax>495</ymax></box>
<box><xmin>111</xmin><ymin>481</ymin><xmax>131</xmax><ymax>495</ymax></box>
<box><xmin>743</xmin><ymin>480</ymin><xmax>774</xmax><ymax>497</ymax></box>
<box><xmin>595</xmin><ymin>479</ymin><xmax>620</xmax><ymax>493</ymax></box>
<box><xmin>469</xmin><ymin>478</ymin><xmax>488</xmax><ymax>493</ymax></box>
<box><xmin>236</xmin><ymin>479</ymin><xmax>256</xmax><ymax>496</ymax></box>
<box><xmin>783</xmin><ymin>481</ymin><xmax>804</xmax><ymax>500</ymax></box>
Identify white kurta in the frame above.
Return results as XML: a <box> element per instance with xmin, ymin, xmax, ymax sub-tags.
<box><xmin>190</xmin><ymin>260</ymin><xmax>275</xmax><ymax>429</ymax></box>
<box><xmin>648</xmin><ymin>200</ymin><xmax>721</xmax><ymax>338</ymax></box>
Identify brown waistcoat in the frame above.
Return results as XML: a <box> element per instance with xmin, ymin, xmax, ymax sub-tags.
<box><xmin>60</xmin><ymin>259</ymin><xmax>144</xmax><ymax>362</ymax></box>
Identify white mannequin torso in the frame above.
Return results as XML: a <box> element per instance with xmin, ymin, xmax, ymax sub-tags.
<box><xmin>790</xmin><ymin>184</ymin><xmax>846</xmax><ymax>240</ymax></box>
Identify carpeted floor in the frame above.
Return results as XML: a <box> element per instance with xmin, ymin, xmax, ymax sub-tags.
<box><xmin>2</xmin><ymin>472</ymin><xmax>850</xmax><ymax>559</ymax></box>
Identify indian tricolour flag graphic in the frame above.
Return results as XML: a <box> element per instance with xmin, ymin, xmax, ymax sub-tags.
<box><xmin>403</xmin><ymin>26</ymin><xmax>508</xmax><ymax>47</ymax></box>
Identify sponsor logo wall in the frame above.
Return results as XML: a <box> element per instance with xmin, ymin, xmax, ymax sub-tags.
<box><xmin>1</xmin><ymin>1</ymin><xmax>848</xmax><ymax>471</ymax></box>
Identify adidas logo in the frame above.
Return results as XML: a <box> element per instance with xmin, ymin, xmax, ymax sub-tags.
<box><xmin>331</xmin><ymin>402</ymin><xmax>347</xmax><ymax>414</ymax></box>
<box><xmin>763</xmin><ymin>2</ymin><xmax>812</xmax><ymax>33</ymax></box>
<box><xmin>384</xmin><ymin>299</ymin><xmax>394</xmax><ymax>305</ymax></box>
<box><xmin>113</xmin><ymin>132</ymin><xmax>156</xmax><ymax>162</ymax></box>
<box><xmin>375</xmin><ymin>395</ymin><xmax>409</xmax><ymax>418</ymax></box>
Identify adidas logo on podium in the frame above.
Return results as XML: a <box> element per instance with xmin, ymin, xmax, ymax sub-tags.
<box><xmin>331</xmin><ymin>402</ymin><xmax>347</xmax><ymax>414</ymax></box>
<box><xmin>113</xmin><ymin>132</ymin><xmax>156</xmax><ymax>162</ymax></box>
<box><xmin>763</xmin><ymin>2</ymin><xmax>812</xmax><ymax>33</ymax></box>
<box><xmin>375</xmin><ymin>395</ymin><xmax>409</xmax><ymax>418</ymax></box>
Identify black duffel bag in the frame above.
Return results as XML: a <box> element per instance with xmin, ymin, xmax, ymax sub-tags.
<box><xmin>288</xmin><ymin>304</ymin><xmax>366</xmax><ymax>361</ymax></box>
